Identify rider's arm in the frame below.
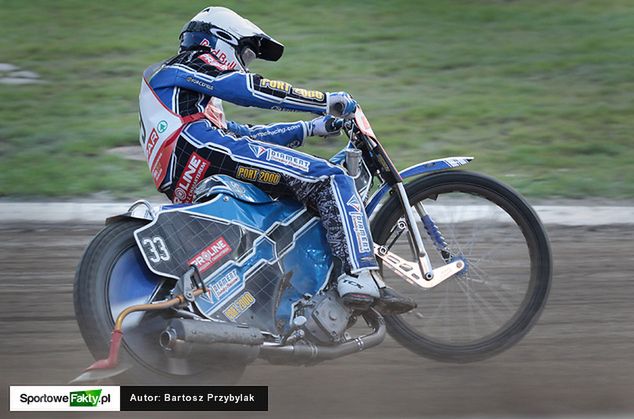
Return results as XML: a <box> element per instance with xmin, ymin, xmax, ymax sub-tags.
<box><xmin>169</xmin><ymin>51</ymin><xmax>329</xmax><ymax>114</ymax></box>
<box><xmin>213</xmin><ymin>72</ymin><xmax>328</xmax><ymax>114</ymax></box>
<box><xmin>226</xmin><ymin>120</ymin><xmax>308</xmax><ymax>148</ymax></box>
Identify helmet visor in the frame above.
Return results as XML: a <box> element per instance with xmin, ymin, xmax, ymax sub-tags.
<box><xmin>241</xmin><ymin>47</ymin><xmax>257</xmax><ymax>67</ymax></box>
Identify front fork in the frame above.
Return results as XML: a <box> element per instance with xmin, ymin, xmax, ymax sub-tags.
<box><xmin>375</xmin><ymin>181</ymin><xmax>465</xmax><ymax>289</ymax></box>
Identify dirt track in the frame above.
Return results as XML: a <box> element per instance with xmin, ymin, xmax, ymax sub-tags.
<box><xmin>1</xmin><ymin>223</ymin><xmax>634</xmax><ymax>418</ymax></box>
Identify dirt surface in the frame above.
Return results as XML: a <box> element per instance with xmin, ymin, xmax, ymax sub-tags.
<box><xmin>1</xmin><ymin>223</ymin><xmax>633</xmax><ymax>419</ymax></box>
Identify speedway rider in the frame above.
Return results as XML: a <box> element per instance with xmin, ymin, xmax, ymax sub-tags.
<box><xmin>139</xmin><ymin>6</ymin><xmax>415</xmax><ymax>314</ymax></box>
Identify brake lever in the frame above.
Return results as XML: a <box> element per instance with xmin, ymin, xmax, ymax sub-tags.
<box><xmin>341</xmin><ymin>119</ymin><xmax>355</xmax><ymax>140</ymax></box>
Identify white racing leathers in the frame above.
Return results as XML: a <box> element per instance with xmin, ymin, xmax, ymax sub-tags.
<box><xmin>139</xmin><ymin>49</ymin><xmax>378</xmax><ymax>274</ymax></box>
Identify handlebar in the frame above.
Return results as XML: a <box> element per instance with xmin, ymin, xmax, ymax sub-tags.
<box><xmin>331</xmin><ymin>102</ymin><xmax>345</xmax><ymax>117</ymax></box>
<box><xmin>325</xmin><ymin>116</ymin><xmax>345</xmax><ymax>133</ymax></box>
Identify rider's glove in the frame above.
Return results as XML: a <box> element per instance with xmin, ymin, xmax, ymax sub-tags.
<box><xmin>308</xmin><ymin>115</ymin><xmax>344</xmax><ymax>138</ymax></box>
<box><xmin>327</xmin><ymin>92</ymin><xmax>357</xmax><ymax>119</ymax></box>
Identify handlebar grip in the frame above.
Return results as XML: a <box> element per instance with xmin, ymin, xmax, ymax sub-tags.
<box><xmin>325</xmin><ymin>117</ymin><xmax>344</xmax><ymax>132</ymax></box>
<box><xmin>332</xmin><ymin>102</ymin><xmax>345</xmax><ymax>117</ymax></box>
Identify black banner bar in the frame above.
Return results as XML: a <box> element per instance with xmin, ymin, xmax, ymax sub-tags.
<box><xmin>120</xmin><ymin>386</ymin><xmax>268</xmax><ymax>411</ymax></box>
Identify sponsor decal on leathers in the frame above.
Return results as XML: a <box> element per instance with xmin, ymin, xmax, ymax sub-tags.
<box><xmin>156</xmin><ymin>120</ymin><xmax>168</xmax><ymax>133</ymax></box>
<box><xmin>173</xmin><ymin>152</ymin><xmax>210</xmax><ymax>203</ymax></box>
<box><xmin>198</xmin><ymin>53</ymin><xmax>236</xmax><ymax>72</ymax></box>
<box><xmin>186</xmin><ymin>76</ymin><xmax>214</xmax><ymax>91</ymax></box>
<box><xmin>235</xmin><ymin>165</ymin><xmax>281</xmax><ymax>185</ymax></box>
<box><xmin>248</xmin><ymin>144</ymin><xmax>310</xmax><ymax>172</ymax></box>
<box><xmin>347</xmin><ymin>196</ymin><xmax>371</xmax><ymax>253</ymax></box>
<box><xmin>145</xmin><ymin>129</ymin><xmax>159</xmax><ymax>157</ymax></box>
<box><xmin>291</xmin><ymin>87</ymin><xmax>324</xmax><ymax>101</ymax></box>
<box><xmin>258</xmin><ymin>78</ymin><xmax>291</xmax><ymax>93</ymax></box>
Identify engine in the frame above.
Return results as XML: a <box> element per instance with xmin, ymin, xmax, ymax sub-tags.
<box><xmin>295</xmin><ymin>289</ymin><xmax>354</xmax><ymax>345</ymax></box>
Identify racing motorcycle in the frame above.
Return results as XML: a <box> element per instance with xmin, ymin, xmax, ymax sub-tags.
<box><xmin>71</xmin><ymin>107</ymin><xmax>551</xmax><ymax>384</ymax></box>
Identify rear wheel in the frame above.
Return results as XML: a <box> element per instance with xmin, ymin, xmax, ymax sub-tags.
<box><xmin>74</xmin><ymin>219</ymin><xmax>245</xmax><ymax>384</ymax></box>
<box><xmin>371</xmin><ymin>171</ymin><xmax>551</xmax><ymax>362</ymax></box>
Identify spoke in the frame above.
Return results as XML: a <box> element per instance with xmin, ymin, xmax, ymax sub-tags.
<box><xmin>464</xmin><ymin>275</ymin><xmax>477</xmax><ymax>340</ymax></box>
<box><xmin>468</xmin><ymin>263</ymin><xmax>524</xmax><ymax>300</ymax></box>
<box><xmin>434</xmin><ymin>205</ymin><xmax>465</xmax><ymax>257</ymax></box>
<box><xmin>455</xmin><ymin>276</ymin><xmax>505</xmax><ymax>326</ymax></box>
<box><xmin>461</xmin><ymin>205</ymin><xmax>494</xmax><ymax>257</ymax></box>
<box><xmin>417</xmin><ymin>296</ymin><xmax>449</xmax><ymax>328</ymax></box>
<box><xmin>453</xmin><ymin>276</ymin><xmax>500</xmax><ymax>331</ymax></box>
<box><xmin>467</xmin><ymin>233</ymin><xmax>519</xmax><ymax>268</ymax></box>
<box><xmin>469</xmin><ymin>256</ymin><xmax>525</xmax><ymax>268</ymax></box>
<box><xmin>465</xmin><ymin>265</ymin><xmax>517</xmax><ymax>312</ymax></box>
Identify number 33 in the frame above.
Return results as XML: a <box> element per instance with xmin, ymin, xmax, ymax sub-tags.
<box><xmin>142</xmin><ymin>236</ymin><xmax>171</xmax><ymax>262</ymax></box>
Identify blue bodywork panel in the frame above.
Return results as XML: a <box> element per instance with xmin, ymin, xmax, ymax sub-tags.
<box><xmin>135</xmin><ymin>175</ymin><xmax>332</xmax><ymax>335</ymax></box>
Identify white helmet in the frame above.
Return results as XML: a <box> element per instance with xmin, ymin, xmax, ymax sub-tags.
<box><xmin>179</xmin><ymin>7</ymin><xmax>284</xmax><ymax>70</ymax></box>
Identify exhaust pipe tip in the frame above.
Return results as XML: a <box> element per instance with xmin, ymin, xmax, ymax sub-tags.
<box><xmin>159</xmin><ymin>327</ymin><xmax>178</xmax><ymax>351</ymax></box>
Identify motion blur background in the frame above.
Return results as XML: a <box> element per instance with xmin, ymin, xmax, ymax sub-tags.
<box><xmin>1</xmin><ymin>1</ymin><xmax>634</xmax><ymax>419</ymax></box>
<box><xmin>1</xmin><ymin>0</ymin><xmax>633</xmax><ymax>200</ymax></box>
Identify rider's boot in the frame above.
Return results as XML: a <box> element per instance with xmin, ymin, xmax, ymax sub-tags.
<box><xmin>374</xmin><ymin>286</ymin><xmax>417</xmax><ymax>315</ymax></box>
<box><xmin>337</xmin><ymin>270</ymin><xmax>380</xmax><ymax>311</ymax></box>
<box><xmin>337</xmin><ymin>270</ymin><xmax>417</xmax><ymax>314</ymax></box>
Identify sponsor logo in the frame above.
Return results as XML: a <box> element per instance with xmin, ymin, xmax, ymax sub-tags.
<box><xmin>223</xmin><ymin>291</ymin><xmax>256</xmax><ymax>321</ymax></box>
<box><xmin>249</xmin><ymin>144</ymin><xmax>268</xmax><ymax>158</ymax></box>
<box><xmin>350</xmin><ymin>213</ymin><xmax>371</xmax><ymax>253</ymax></box>
<box><xmin>188</xmin><ymin>237</ymin><xmax>232</xmax><ymax>274</ymax></box>
<box><xmin>156</xmin><ymin>120</ymin><xmax>168</xmax><ymax>133</ymax></box>
<box><xmin>145</xmin><ymin>128</ymin><xmax>159</xmax><ymax>156</ymax></box>
<box><xmin>347</xmin><ymin>196</ymin><xmax>362</xmax><ymax>212</ymax></box>
<box><xmin>446</xmin><ymin>157</ymin><xmax>469</xmax><ymax>167</ymax></box>
<box><xmin>259</xmin><ymin>78</ymin><xmax>291</xmax><ymax>93</ymax></box>
<box><xmin>251</xmin><ymin>125</ymin><xmax>296</xmax><ymax>139</ymax></box>
<box><xmin>198</xmin><ymin>53</ymin><xmax>236</xmax><ymax>72</ymax></box>
<box><xmin>210</xmin><ymin>49</ymin><xmax>237</xmax><ymax>70</ymax></box>
<box><xmin>346</xmin><ymin>195</ymin><xmax>371</xmax><ymax>253</ymax></box>
<box><xmin>235</xmin><ymin>165</ymin><xmax>281</xmax><ymax>185</ymax></box>
<box><xmin>248</xmin><ymin>145</ymin><xmax>310</xmax><ymax>172</ymax></box>
<box><xmin>210</xmin><ymin>270</ymin><xmax>241</xmax><ymax>301</ymax></box>
<box><xmin>186</xmin><ymin>76</ymin><xmax>214</xmax><ymax>91</ymax></box>
<box><xmin>270</xmin><ymin>106</ymin><xmax>301</xmax><ymax>112</ymax></box>
<box><xmin>151</xmin><ymin>153</ymin><xmax>164</xmax><ymax>184</ymax></box>
<box><xmin>291</xmin><ymin>87</ymin><xmax>325</xmax><ymax>101</ymax></box>
<box><xmin>200</xmin><ymin>38</ymin><xmax>210</xmax><ymax>47</ymax></box>
<box><xmin>173</xmin><ymin>152</ymin><xmax>210</xmax><ymax>203</ymax></box>
<box><xmin>341</xmin><ymin>279</ymin><xmax>363</xmax><ymax>289</ymax></box>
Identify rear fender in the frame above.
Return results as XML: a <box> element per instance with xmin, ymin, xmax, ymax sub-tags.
<box><xmin>365</xmin><ymin>157</ymin><xmax>473</xmax><ymax>217</ymax></box>
<box><xmin>105</xmin><ymin>200</ymin><xmax>156</xmax><ymax>225</ymax></box>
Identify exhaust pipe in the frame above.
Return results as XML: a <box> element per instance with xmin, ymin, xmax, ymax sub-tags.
<box><xmin>160</xmin><ymin>318</ymin><xmax>264</xmax><ymax>364</ymax></box>
<box><xmin>161</xmin><ymin>310</ymin><xmax>384</xmax><ymax>367</ymax></box>
<box><xmin>259</xmin><ymin>309</ymin><xmax>385</xmax><ymax>365</ymax></box>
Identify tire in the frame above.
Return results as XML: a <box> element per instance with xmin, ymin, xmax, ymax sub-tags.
<box><xmin>74</xmin><ymin>219</ymin><xmax>245</xmax><ymax>384</ymax></box>
<box><xmin>371</xmin><ymin>171</ymin><xmax>551</xmax><ymax>362</ymax></box>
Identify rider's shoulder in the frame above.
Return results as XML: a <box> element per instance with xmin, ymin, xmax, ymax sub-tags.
<box><xmin>164</xmin><ymin>51</ymin><xmax>198</xmax><ymax>66</ymax></box>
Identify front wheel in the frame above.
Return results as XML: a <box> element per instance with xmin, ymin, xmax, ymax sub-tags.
<box><xmin>371</xmin><ymin>171</ymin><xmax>551</xmax><ymax>362</ymax></box>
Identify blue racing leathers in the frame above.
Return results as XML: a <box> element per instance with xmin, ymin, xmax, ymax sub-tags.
<box><xmin>138</xmin><ymin>48</ymin><xmax>377</xmax><ymax>274</ymax></box>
